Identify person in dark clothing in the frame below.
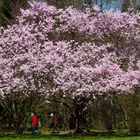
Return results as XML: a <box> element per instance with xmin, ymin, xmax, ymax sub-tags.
<box><xmin>52</xmin><ymin>113</ymin><xmax>59</xmax><ymax>133</ymax></box>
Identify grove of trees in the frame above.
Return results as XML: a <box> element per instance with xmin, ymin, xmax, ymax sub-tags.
<box><xmin>0</xmin><ymin>0</ymin><xmax>140</xmax><ymax>27</ymax></box>
<box><xmin>0</xmin><ymin>0</ymin><xmax>140</xmax><ymax>134</ymax></box>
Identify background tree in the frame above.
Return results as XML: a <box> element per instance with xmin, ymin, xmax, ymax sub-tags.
<box><xmin>0</xmin><ymin>0</ymin><xmax>27</xmax><ymax>26</ymax></box>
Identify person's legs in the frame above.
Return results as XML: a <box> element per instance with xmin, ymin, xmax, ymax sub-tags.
<box><xmin>36</xmin><ymin>126</ymin><xmax>39</xmax><ymax>132</ymax></box>
<box><xmin>55</xmin><ymin>124</ymin><xmax>59</xmax><ymax>133</ymax></box>
<box><xmin>32</xmin><ymin>125</ymin><xmax>35</xmax><ymax>134</ymax></box>
<box><xmin>34</xmin><ymin>126</ymin><xmax>40</xmax><ymax>133</ymax></box>
<box><xmin>53</xmin><ymin>124</ymin><xmax>59</xmax><ymax>133</ymax></box>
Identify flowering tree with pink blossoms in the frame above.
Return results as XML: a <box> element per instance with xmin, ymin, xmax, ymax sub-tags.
<box><xmin>0</xmin><ymin>1</ymin><xmax>140</xmax><ymax>133</ymax></box>
<box><xmin>0</xmin><ymin>1</ymin><xmax>58</xmax><ymax>133</ymax></box>
<box><xmin>49</xmin><ymin>4</ymin><xmax>140</xmax><ymax>132</ymax></box>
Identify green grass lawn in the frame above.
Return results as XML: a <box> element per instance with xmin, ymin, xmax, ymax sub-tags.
<box><xmin>0</xmin><ymin>134</ymin><xmax>140</xmax><ymax>140</ymax></box>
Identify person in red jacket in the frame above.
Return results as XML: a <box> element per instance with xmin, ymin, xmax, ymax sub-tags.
<box><xmin>31</xmin><ymin>112</ymin><xmax>38</xmax><ymax>133</ymax></box>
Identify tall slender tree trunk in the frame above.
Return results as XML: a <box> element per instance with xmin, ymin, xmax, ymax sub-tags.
<box><xmin>74</xmin><ymin>104</ymin><xmax>84</xmax><ymax>133</ymax></box>
<box><xmin>122</xmin><ymin>0</ymin><xmax>131</xmax><ymax>12</ymax></box>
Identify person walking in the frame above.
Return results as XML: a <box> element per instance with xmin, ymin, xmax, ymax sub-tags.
<box><xmin>52</xmin><ymin>113</ymin><xmax>59</xmax><ymax>133</ymax></box>
<box><xmin>31</xmin><ymin>112</ymin><xmax>39</xmax><ymax>134</ymax></box>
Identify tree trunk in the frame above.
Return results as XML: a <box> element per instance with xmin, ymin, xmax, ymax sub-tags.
<box><xmin>128</xmin><ymin>88</ymin><xmax>140</xmax><ymax>133</ymax></box>
<box><xmin>14</xmin><ymin>120</ymin><xmax>24</xmax><ymax>134</ymax></box>
<box><xmin>122</xmin><ymin>0</ymin><xmax>131</xmax><ymax>12</ymax></box>
<box><xmin>75</xmin><ymin>114</ymin><xmax>82</xmax><ymax>133</ymax></box>
<box><xmin>74</xmin><ymin>105</ymin><xmax>83</xmax><ymax>133</ymax></box>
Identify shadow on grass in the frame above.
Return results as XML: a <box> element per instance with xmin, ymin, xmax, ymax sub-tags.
<box><xmin>0</xmin><ymin>131</ymin><xmax>140</xmax><ymax>139</ymax></box>
<box><xmin>0</xmin><ymin>133</ymin><xmax>52</xmax><ymax>138</ymax></box>
<box><xmin>0</xmin><ymin>133</ymin><xmax>86</xmax><ymax>139</ymax></box>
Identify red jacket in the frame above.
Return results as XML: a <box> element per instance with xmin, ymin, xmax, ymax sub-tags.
<box><xmin>32</xmin><ymin>115</ymin><xmax>38</xmax><ymax>126</ymax></box>
<box><xmin>53</xmin><ymin>115</ymin><xmax>58</xmax><ymax>126</ymax></box>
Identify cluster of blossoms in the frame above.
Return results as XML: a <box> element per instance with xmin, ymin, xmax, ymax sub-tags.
<box><xmin>0</xmin><ymin>1</ymin><xmax>140</xmax><ymax>99</ymax></box>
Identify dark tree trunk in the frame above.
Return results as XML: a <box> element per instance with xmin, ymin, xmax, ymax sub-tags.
<box><xmin>75</xmin><ymin>110</ymin><xmax>83</xmax><ymax>133</ymax></box>
<box><xmin>74</xmin><ymin>103</ymin><xmax>85</xmax><ymax>133</ymax></box>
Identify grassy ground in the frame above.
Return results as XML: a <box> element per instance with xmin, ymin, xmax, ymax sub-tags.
<box><xmin>0</xmin><ymin>134</ymin><xmax>140</xmax><ymax>140</ymax></box>
<box><xmin>0</xmin><ymin>129</ymin><xmax>139</xmax><ymax>140</ymax></box>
